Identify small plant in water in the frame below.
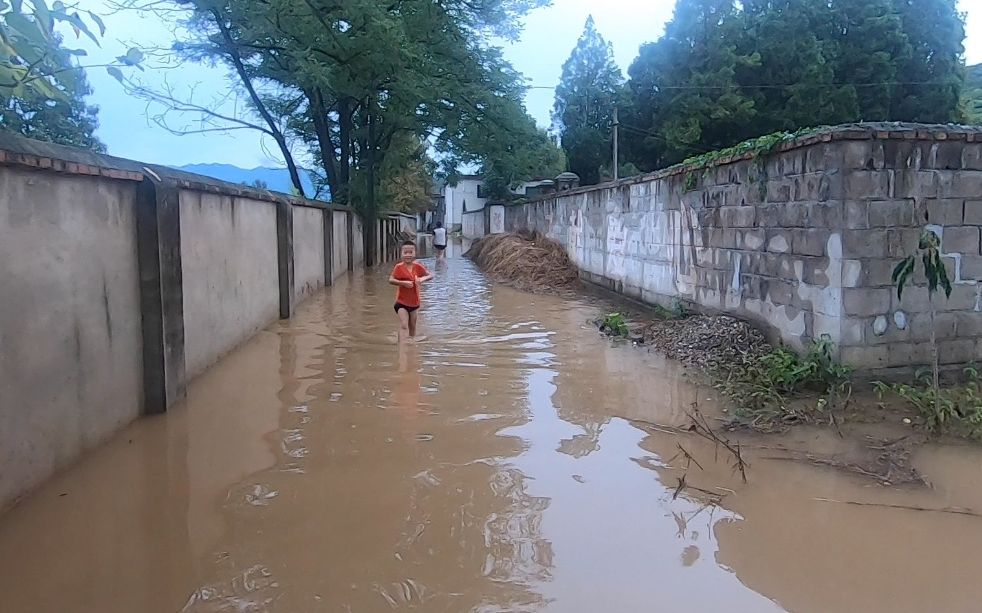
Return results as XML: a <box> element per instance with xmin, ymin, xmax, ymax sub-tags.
<box><xmin>718</xmin><ymin>335</ymin><xmax>853</xmax><ymax>430</ymax></box>
<box><xmin>874</xmin><ymin>366</ymin><xmax>982</xmax><ymax>437</ymax></box>
<box><xmin>599</xmin><ymin>312</ymin><xmax>630</xmax><ymax>337</ymax></box>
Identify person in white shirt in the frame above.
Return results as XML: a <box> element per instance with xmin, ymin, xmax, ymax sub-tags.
<box><xmin>433</xmin><ymin>221</ymin><xmax>448</xmax><ymax>258</ymax></box>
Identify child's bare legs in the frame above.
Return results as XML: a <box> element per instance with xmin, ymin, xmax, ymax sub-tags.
<box><xmin>408</xmin><ymin>310</ymin><xmax>419</xmax><ymax>338</ymax></box>
<box><xmin>397</xmin><ymin>308</ymin><xmax>411</xmax><ymax>343</ymax></box>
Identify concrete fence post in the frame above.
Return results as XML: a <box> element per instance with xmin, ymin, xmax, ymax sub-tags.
<box><xmin>135</xmin><ymin>179</ymin><xmax>186</xmax><ymax>414</ymax></box>
<box><xmin>323</xmin><ymin>207</ymin><xmax>334</xmax><ymax>286</ymax></box>
<box><xmin>276</xmin><ymin>200</ymin><xmax>295</xmax><ymax>319</ymax></box>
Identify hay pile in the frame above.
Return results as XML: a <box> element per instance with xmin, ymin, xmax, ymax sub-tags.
<box><xmin>643</xmin><ymin>314</ymin><xmax>772</xmax><ymax>372</ymax></box>
<box><xmin>465</xmin><ymin>232</ymin><xmax>580</xmax><ymax>293</ymax></box>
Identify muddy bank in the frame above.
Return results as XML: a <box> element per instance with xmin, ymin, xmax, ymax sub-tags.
<box><xmin>466</xmin><ymin>234</ymin><xmax>958</xmax><ymax>487</ymax></box>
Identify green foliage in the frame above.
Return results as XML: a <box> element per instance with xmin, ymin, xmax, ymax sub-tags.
<box><xmin>874</xmin><ymin>367</ymin><xmax>982</xmax><ymax>437</ymax></box>
<box><xmin>0</xmin><ymin>30</ymin><xmax>104</xmax><ymax>151</ymax></box>
<box><xmin>620</xmin><ymin>0</ymin><xmax>965</xmax><ymax>171</ymax></box>
<box><xmin>171</xmin><ymin>0</ymin><xmax>552</xmax><ymax>211</ymax></box>
<box><xmin>1</xmin><ymin>1</ymin><xmax>138</xmax><ymax>99</ymax></box>
<box><xmin>963</xmin><ymin>64</ymin><xmax>982</xmax><ymax>125</ymax></box>
<box><xmin>598</xmin><ymin>312</ymin><xmax>629</xmax><ymax>337</ymax></box>
<box><xmin>553</xmin><ymin>16</ymin><xmax>622</xmax><ymax>186</ymax></box>
<box><xmin>718</xmin><ymin>336</ymin><xmax>853</xmax><ymax>429</ymax></box>
<box><xmin>892</xmin><ymin>229</ymin><xmax>952</xmax><ymax>301</ymax></box>
<box><xmin>652</xmin><ymin>298</ymin><xmax>688</xmax><ymax>320</ymax></box>
<box><xmin>677</xmin><ymin>127</ymin><xmax>820</xmax><ymax>193</ymax></box>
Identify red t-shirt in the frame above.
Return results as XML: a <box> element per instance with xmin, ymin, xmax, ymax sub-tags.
<box><xmin>392</xmin><ymin>261</ymin><xmax>429</xmax><ymax>307</ymax></box>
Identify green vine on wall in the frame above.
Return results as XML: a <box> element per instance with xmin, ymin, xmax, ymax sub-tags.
<box><xmin>679</xmin><ymin>127</ymin><xmax>822</xmax><ymax>194</ymax></box>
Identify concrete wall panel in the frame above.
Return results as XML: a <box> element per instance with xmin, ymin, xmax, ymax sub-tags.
<box><xmin>332</xmin><ymin>211</ymin><xmax>348</xmax><ymax>280</ymax></box>
<box><xmin>180</xmin><ymin>191</ymin><xmax>279</xmax><ymax>378</ymax></box>
<box><xmin>352</xmin><ymin>215</ymin><xmax>365</xmax><ymax>266</ymax></box>
<box><xmin>292</xmin><ymin>205</ymin><xmax>325</xmax><ymax>303</ymax></box>
<box><xmin>0</xmin><ymin>168</ymin><xmax>143</xmax><ymax>509</ymax></box>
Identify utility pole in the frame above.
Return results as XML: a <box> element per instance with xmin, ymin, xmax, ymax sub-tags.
<box><xmin>612</xmin><ymin>106</ymin><xmax>619</xmax><ymax>181</ymax></box>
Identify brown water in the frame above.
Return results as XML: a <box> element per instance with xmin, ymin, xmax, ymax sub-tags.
<box><xmin>4</xmin><ymin>244</ymin><xmax>982</xmax><ymax>612</ymax></box>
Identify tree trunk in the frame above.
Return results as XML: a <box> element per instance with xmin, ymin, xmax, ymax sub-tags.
<box><xmin>365</xmin><ymin>95</ymin><xmax>378</xmax><ymax>266</ymax></box>
<box><xmin>338</xmin><ymin>98</ymin><xmax>353</xmax><ymax>205</ymax></box>
<box><xmin>307</xmin><ymin>88</ymin><xmax>338</xmax><ymax>199</ymax></box>
<box><xmin>211</xmin><ymin>10</ymin><xmax>306</xmax><ymax>197</ymax></box>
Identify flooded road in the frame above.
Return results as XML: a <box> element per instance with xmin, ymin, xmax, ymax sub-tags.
<box><xmin>3</xmin><ymin>243</ymin><xmax>982</xmax><ymax>612</ymax></box>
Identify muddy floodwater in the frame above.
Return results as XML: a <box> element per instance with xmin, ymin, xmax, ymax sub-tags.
<box><xmin>5</xmin><ymin>243</ymin><xmax>982</xmax><ymax>612</ymax></box>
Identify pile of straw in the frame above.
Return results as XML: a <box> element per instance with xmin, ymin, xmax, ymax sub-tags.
<box><xmin>465</xmin><ymin>232</ymin><xmax>580</xmax><ymax>293</ymax></box>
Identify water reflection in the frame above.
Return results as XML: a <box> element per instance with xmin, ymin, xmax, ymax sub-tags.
<box><xmin>5</xmin><ymin>242</ymin><xmax>982</xmax><ymax>612</ymax></box>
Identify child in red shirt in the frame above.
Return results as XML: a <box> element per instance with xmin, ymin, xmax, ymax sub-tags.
<box><xmin>388</xmin><ymin>241</ymin><xmax>432</xmax><ymax>342</ymax></box>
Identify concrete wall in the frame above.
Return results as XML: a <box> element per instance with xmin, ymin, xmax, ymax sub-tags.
<box><xmin>392</xmin><ymin>213</ymin><xmax>417</xmax><ymax>234</ymax></box>
<box><xmin>505</xmin><ymin>123</ymin><xmax>982</xmax><ymax>371</ymax></box>
<box><xmin>445</xmin><ymin>177</ymin><xmax>486</xmax><ymax>228</ymax></box>
<box><xmin>0</xmin><ymin>133</ymin><xmax>380</xmax><ymax>512</ymax></box>
<box><xmin>352</xmin><ymin>215</ymin><xmax>365</xmax><ymax>266</ymax></box>
<box><xmin>180</xmin><ymin>191</ymin><xmax>280</xmax><ymax>378</ymax></box>
<box><xmin>332</xmin><ymin>210</ymin><xmax>349</xmax><ymax>280</ymax></box>
<box><xmin>462</xmin><ymin>208</ymin><xmax>487</xmax><ymax>239</ymax></box>
<box><xmin>292</xmin><ymin>204</ymin><xmax>326</xmax><ymax>304</ymax></box>
<box><xmin>0</xmin><ymin>168</ymin><xmax>144</xmax><ymax>512</ymax></box>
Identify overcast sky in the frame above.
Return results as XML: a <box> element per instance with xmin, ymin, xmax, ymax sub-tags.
<box><xmin>71</xmin><ymin>0</ymin><xmax>982</xmax><ymax>168</ymax></box>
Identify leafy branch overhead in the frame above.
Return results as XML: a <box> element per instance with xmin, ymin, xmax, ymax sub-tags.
<box><xmin>0</xmin><ymin>0</ymin><xmax>141</xmax><ymax>100</ymax></box>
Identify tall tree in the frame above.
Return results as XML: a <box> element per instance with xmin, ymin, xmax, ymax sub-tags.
<box><xmin>553</xmin><ymin>16</ymin><xmax>621</xmax><ymax>185</ymax></box>
<box><xmin>125</xmin><ymin>0</ymin><xmax>556</xmax><ymax>263</ymax></box>
<box><xmin>624</xmin><ymin>0</ymin><xmax>757</xmax><ymax>168</ymax></box>
<box><xmin>889</xmin><ymin>0</ymin><xmax>964</xmax><ymax>123</ymax></box>
<box><xmin>963</xmin><ymin>63</ymin><xmax>982</xmax><ymax>124</ymax></box>
<box><xmin>621</xmin><ymin>0</ymin><xmax>966</xmax><ymax>170</ymax></box>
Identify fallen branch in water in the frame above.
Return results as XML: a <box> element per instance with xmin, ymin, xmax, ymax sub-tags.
<box><xmin>686</xmin><ymin>407</ymin><xmax>748</xmax><ymax>483</ymax></box>
<box><xmin>813</xmin><ymin>498</ymin><xmax>982</xmax><ymax>518</ymax></box>
<box><xmin>668</xmin><ymin>443</ymin><xmax>704</xmax><ymax>471</ymax></box>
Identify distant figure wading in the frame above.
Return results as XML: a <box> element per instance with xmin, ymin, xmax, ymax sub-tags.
<box><xmin>433</xmin><ymin>221</ymin><xmax>448</xmax><ymax>259</ymax></box>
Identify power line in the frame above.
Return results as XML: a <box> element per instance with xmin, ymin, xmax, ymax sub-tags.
<box><xmin>526</xmin><ymin>79</ymin><xmax>959</xmax><ymax>91</ymax></box>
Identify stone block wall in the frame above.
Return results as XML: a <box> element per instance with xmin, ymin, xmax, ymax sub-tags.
<box><xmin>505</xmin><ymin>123</ymin><xmax>982</xmax><ymax>372</ymax></box>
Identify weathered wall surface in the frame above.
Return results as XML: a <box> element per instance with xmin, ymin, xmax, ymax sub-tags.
<box><xmin>292</xmin><ymin>205</ymin><xmax>326</xmax><ymax>304</ymax></box>
<box><xmin>506</xmin><ymin>124</ymin><xmax>982</xmax><ymax>371</ymax></box>
<box><xmin>333</xmin><ymin>210</ymin><xmax>349</xmax><ymax>279</ymax></box>
<box><xmin>180</xmin><ymin>191</ymin><xmax>280</xmax><ymax>378</ymax></box>
<box><xmin>462</xmin><ymin>208</ymin><xmax>487</xmax><ymax>239</ymax></box>
<box><xmin>352</xmin><ymin>215</ymin><xmax>365</xmax><ymax>266</ymax></box>
<box><xmin>0</xmin><ymin>133</ymin><xmax>379</xmax><ymax>512</ymax></box>
<box><xmin>0</xmin><ymin>168</ymin><xmax>144</xmax><ymax>512</ymax></box>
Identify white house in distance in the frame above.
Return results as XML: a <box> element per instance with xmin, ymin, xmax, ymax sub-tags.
<box><xmin>443</xmin><ymin>174</ymin><xmax>487</xmax><ymax>230</ymax></box>
<box><xmin>440</xmin><ymin>172</ymin><xmax>581</xmax><ymax>232</ymax></box>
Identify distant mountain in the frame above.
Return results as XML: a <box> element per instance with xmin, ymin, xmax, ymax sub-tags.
<box><xmin>175</xmin><ymin>163</ymin><xmax>320</xmax><ymax>198</ymax></box>
<box><xmin>964</xmin><ymin>63</ymin><xmax>982</xmax><ymax>125</ymax></box>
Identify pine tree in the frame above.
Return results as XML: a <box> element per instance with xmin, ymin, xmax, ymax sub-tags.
<box><xmin>888</xmin><ymin>0</ymin><xmax>964</xmax><ymax>123</ymax></box>
<box><xmin>625</xmin><ymin>0</ymin><xmax>757</xmax><ymax>167</ymax></box>
<box><xmin>553</xmin><ymin>16</ymin><xmax>622</xmax><ymax>185</ymax></box>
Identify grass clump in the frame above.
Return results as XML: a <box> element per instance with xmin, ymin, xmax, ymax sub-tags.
<box><xmin>874</xmin><ymin>367</ymin><xmax>982</xmax><ymax>438</ymax></box>
<box><xmin>598</xmin><ymin>312</ymin><xmax>630</xmax><ymax>338</ymax></box>
<box><xmin>717</xmin><ymin>335</ymin><xmax>853</xmax><ymax>431</ymax></box>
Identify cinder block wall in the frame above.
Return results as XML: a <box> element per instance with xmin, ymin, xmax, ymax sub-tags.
<box><xmin>505</xmin><ymin>123</ymin><xmax>982</xmax><ymax>371</ymax></box>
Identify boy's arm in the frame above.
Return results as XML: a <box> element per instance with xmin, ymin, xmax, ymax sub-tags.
<box><xmin>388</xmin><ymin>267</ymin><xmax>414</xmax><ymax>288</ymax></box>
<box><xmin>415</xmin><ymin>264</ymin><xmax>433</xmax><ymax>283</ymax></box>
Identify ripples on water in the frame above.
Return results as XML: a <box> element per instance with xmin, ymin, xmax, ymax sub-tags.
<box><xmin>5</xmin><ymin>247</ymin><xmax>982</xmax><ymax>612</ymax></box>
